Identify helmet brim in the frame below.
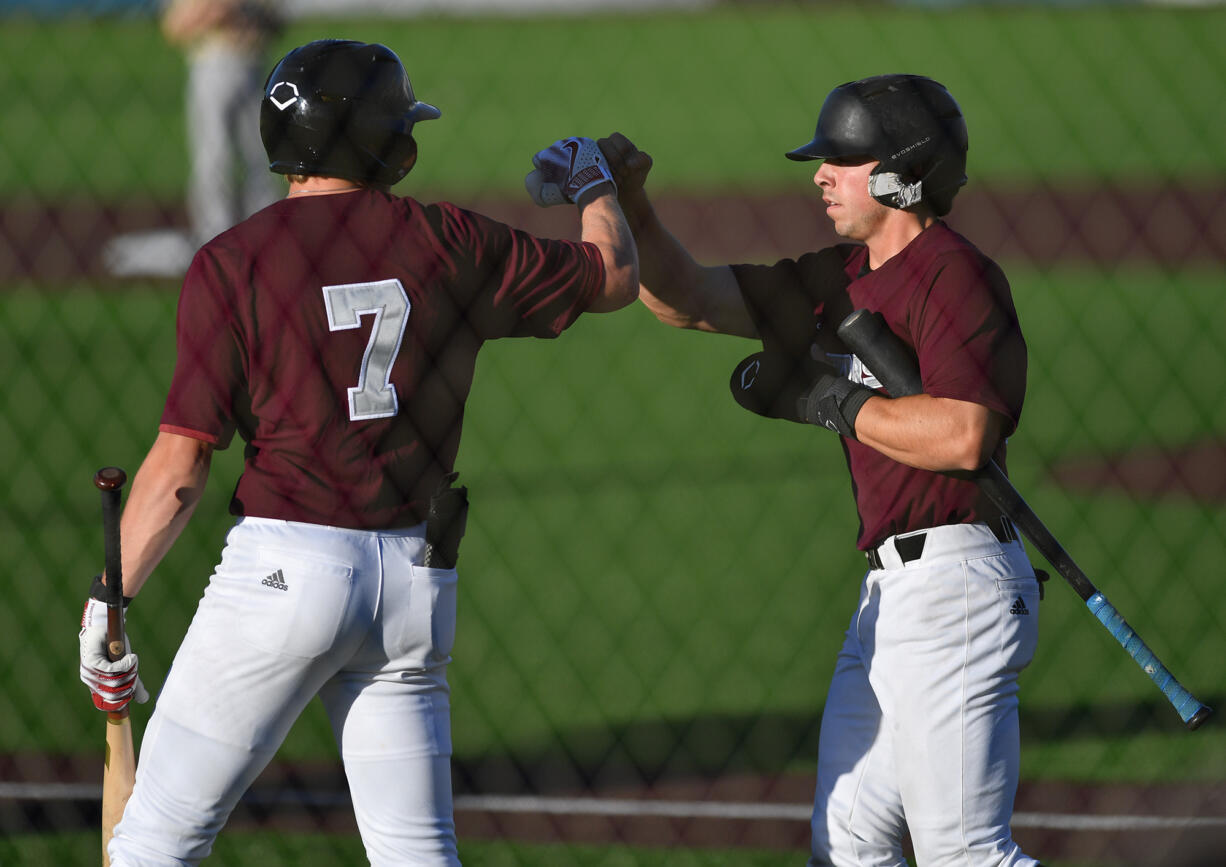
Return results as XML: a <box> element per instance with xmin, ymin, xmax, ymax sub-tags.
<box><xmin>784</xmin><ymin>139</ymin><xmax>824</xmax><ymax>162</ymax></box>
<box><xmin>408</xmin><ymin>100</ymin><xmax>441</xmax><ymax>124</ymax></box>
<box><xmin>785</xmin><ymin>134</ymin><xmax>867</xmax><ymax>163</ymax></box>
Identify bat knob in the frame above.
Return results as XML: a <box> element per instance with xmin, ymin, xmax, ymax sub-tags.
<box><xmin>1187</xmin><ymin>706</ymin><xmax>1213</xmax><ymax>731</ymax></box>
<box><xmin>95</xmin><ymin>467</ymin><xmax>128</xmax><ymax>492</ymax></box>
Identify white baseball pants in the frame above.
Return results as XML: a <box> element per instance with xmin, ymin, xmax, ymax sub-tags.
<box><xmin>109</xmin><ymin>517</ymin><xmax>461</xmax><ymax>866</ymax></box>
<box><xmin>809</xmin><ymin>522</ymin><xmax>1042</xmax><ymax>867</ymax></box>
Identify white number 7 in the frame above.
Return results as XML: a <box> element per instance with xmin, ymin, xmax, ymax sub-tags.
<box><xmin>322</xmin><ymin>279</ymin><xmax>410</xmax><ymax>421</ymax></box>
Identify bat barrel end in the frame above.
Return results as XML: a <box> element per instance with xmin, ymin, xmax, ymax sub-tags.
<box><xmin>1186</xmin><ymin>706</ymin><xmax>1213</xmax><ymax>731</ymax></box>
<box><xmin>94</xmin><ymin>467</ymin><xmax>128</xmax><ymax>492</ymax></box>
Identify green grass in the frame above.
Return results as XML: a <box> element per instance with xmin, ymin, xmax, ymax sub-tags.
<box><xmin>1</xmin><ymin>267</ymin><xmax>1223</xmax><ymax>789</ymax></box>
<box><xmin>1</xmin><ymin>5</ymin><xmax>1225</xmax><ymax>198</ymax></box>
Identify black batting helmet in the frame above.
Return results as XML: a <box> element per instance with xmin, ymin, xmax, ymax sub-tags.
<box><xmin>260</xmin><ymin>39</ymin><xmax>440</xmax><ymax>187</ymax></box>
<box><xmin>786</xmin><ymin>74</ymin><xmax>968</xmax><ymax>216</ymax></box>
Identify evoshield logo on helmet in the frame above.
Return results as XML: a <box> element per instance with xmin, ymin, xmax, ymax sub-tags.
<box><xmin>890</xmin><ymin>136</ymin><xmax>932</xmax><ymax>162</ymax></box>
<box><xmin>268</xmin><ymin>81</ymin><xmax>300</xmax><ymax>112</ymax></box>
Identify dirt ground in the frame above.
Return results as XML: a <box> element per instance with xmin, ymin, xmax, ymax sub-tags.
<box><xmin>6</xmin><ymin>753</ymin><xmax>1225</xmax><ymax>864</ymax></box>
<box><xmin>2</xmin><ymin>181</ymin><xmax>1225</xmax><ymax>283</ymax></box>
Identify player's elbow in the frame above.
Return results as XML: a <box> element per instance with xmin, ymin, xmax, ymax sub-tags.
<box><xmin>946</xmin><ymin>410</ymin><xmax>1004</xmax><ymax>472</ymax></box>
<box><xmin>587</xmin><ymin>259</ymin><xmax>639</xmax><ymax>313</ymax></box>
<box><xmin>946</xmin><ymin>435</ymin><xmax>994</xmax><ymax>472</ymax></box>
<box><xmin>639</xmin><ymin>291</ymin><xmax>697</xmax><ymax>329</ymax></box>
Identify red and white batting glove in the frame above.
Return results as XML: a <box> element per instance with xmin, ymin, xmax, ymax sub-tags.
<box><xmin>525</xmin><ymin>137</ymin><xmax>616</xmax><ymax>206</ymax></box>
<box><xmin>79</xmin><ymin>595</ymin><xmax>148</xmax><ymax>713</ymax></box>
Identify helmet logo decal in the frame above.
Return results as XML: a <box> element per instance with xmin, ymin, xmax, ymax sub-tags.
<box><xmin>268</xmin><ymin>81</ymin><xmax>301</xmax><ymax>111</ymax></box>
<box><xmin>889</xmin><ymin>135</ymin><xmax>932</xmax><ymax>161</ymax></box>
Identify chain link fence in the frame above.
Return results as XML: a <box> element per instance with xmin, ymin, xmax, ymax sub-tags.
<box><xmin>1</xmin><ymin>2</ymin><xmax>1224</xmax><ymax>865</ymax></box>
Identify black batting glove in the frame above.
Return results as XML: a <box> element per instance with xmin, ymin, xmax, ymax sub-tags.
<box><xmin>797</xmin><ymin>370</ymin><xmax>876</xmax><ymax>439</ymax></box>
<box><xmin>731</xmin><ymin>351</ymin><xmax>877</xmax><ymax>439</ymax></box>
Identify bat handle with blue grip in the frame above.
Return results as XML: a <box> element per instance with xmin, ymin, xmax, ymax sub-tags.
<box><xmin>1086</xmin><ymin>593</ymin><xmax>1212</xmax><ymax>730</ymax></box>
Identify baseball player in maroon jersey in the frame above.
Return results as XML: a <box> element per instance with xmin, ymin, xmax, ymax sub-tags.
<box><xmin>601</xmin><ymin>75</ymin><xmax>1043</xmax><ymax>866</ymax></box>
<box><xmin>77</xmin><ymin>39</ymin><xmax>637</xmax><ymax>865</ymax></box>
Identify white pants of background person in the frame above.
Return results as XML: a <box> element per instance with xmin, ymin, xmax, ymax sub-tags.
<box><xmin>110</xmin><ymin>518</ymin><xmax>461</xmax><ymax>867</ymax></box>
<box><xmin>186</xmin><ymin>42</ymin><xmax>279</xmax><ymax>245</ymax></box>
<box><xmin>810</xmin><ymin>522</ymin><xmax>1042</xmax><ymax>867</ymax></box>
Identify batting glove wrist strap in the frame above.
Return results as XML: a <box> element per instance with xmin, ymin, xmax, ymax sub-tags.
<box><xmin>89</xmin><ymin>574</ymin><xmax>132</xmax><ymax>608</ymax></box>
<box><xmin>800</xmin><ymin>373</ymin><xmax>875</xmax><ymax>439</ymax></box>
<box><xmin>79</xmin><ymin>596</ymin><xmax>148</xmax><ymax>713</ymax></box>
<box><xmin>525</xmin><ymin>137</ymin><xmax>616</xmax><ymax>207</ymax></box>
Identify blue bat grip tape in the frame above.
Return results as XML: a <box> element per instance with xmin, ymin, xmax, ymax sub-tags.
<box><xmin>1086</xmin><ymin>593</ymin><xmax>1202</xmax><ymax>724</ymax></box>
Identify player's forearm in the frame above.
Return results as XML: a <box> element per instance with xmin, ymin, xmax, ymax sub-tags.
<box><xmin>114</xmin><ymin>431</ymin><xmax>213</xmax><ymax>598</ymax></box>
<box><xmin>577</xmin><ymin>186</ymin><xmax>639</xmax><ymax>313</ymax></box>
<box><xmin>625</xmin><ymin>199</ymin><xmax>705</xmax><ymax>325</ymax></box>
<box><xmin>853</xmin><ymin>394</ymin><xmax>1002</xmax><ymax>473</ymax></box>
<box><xmin>623</xmin><ymin>199</ymin><xmax>757</xmax><ymax>337</ymax></box>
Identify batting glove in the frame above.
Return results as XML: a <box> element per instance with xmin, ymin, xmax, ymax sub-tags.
<box><xmin>79</xmin><ymin>593</ymin><xmax>148</xmax><ymax>713</ymax></box>
<box><xmin>525</xmin><ymin>137</ymin><xmax>616</xmax><ymax>207</ymax></box>
<box><xmin>798</xmin><ymin>369</ymin><xmax>876</xmax><ymax>439</ymax></box>
<box><xmin>729</xmin><ymin>351</ymin><xmax>877</xmax><ymax>438</ymax></box>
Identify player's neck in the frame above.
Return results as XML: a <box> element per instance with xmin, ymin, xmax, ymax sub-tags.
<box><xmin>865</xmin><ymin>211</ymin><xmax>937</xmax><ymax>270</ymax></box>
<box><xmin>286</xmin><ymin>178</ymin><xmax>366</xmax><ymax>198</ymax></box>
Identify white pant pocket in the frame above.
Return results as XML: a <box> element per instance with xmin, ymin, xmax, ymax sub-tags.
<box><xmin>229</xmin><ymin>548</ymin><xmax>355</xmax><ymax>659</ymax></box>
<box><xmin>396</xmin><ymin>564</ymin><xmax>459</xmax><ymax>668</ymax></box>
<box><xmin>996</xmin><ymin>575</ymin><xmax>1040</xmax><ymax>672</ymax></box>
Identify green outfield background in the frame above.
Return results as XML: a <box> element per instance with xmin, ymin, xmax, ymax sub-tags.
<box><xmin>1</xmin><ymin>4</ymin><xmax>1224</xmax><ymax>866</ymax></box>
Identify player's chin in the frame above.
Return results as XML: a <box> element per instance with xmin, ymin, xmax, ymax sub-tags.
<box><xmin>830</xmin><ymin>214</ymin><xmax>871</xmax><ymax>243</ymax></box>
<box><xmin>827</xmin><ymin>216</ymin><xmax>853</xmax><ymax>240</ymax></box>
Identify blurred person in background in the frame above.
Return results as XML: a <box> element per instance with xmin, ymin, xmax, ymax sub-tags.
<box><xmin>104</xmin><ymin>1</ymin><xmax>283</xmax><ymax>277</ymax></box>
<box><xmin>162</xmin><ymin>0</ymin><xmax>284</xmax><ymax>246</ymax></box>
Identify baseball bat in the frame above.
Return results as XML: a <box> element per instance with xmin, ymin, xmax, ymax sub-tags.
<box><xmin>95</xmin><ymin>466</ymin><xmax>136</xmax><ymax>867</ymax></box>
<box><xmin>837</xmin><ymin>309</ymin><xmax>1212</xmax><ymax>731</ymax></box>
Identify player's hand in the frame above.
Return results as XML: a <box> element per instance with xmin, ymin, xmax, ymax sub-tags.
<box><xmin>79</xmin><ymin>595</ymin><xmax>148</xmax><ymax>713</ymax></box>
<box><xmin>525</xmin><ymin>137</ymin><xmax>616</xmax><ymax>207</ymax></box>
<box><xmin>731</xmin><ymin>352</ymin><xmax>876</xmax><ymax>438</ymax></box>
<box><xmin>598</xmin><ymin>132</ymin><xmax>653</xmax><ymax>198</ymax></box>
<box><xmin>797</xmin><ymin>367</ymin><xmax>876</xmax><ymax>439</ymax></box>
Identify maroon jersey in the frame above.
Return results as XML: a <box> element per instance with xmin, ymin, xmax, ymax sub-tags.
<box><xmin>160</xmin><ymin>189</ymin><xmax>604</xmax><ymax>529</ymax></box>
<box><xmin>732</xmin><ymin>221</ymin><xmax>1026</xmax><ymax>549</ymax></box>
